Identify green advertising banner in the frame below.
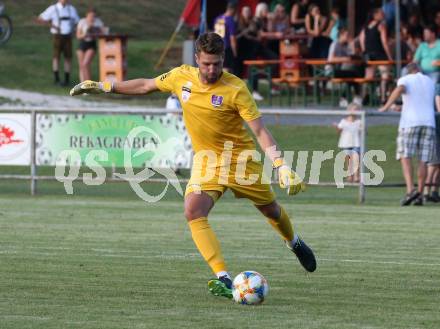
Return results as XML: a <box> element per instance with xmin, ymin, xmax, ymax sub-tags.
<box><xmin>36</xmin><ymin>113</ymin><xmax>192</xmax><ymax>168</ymax></box>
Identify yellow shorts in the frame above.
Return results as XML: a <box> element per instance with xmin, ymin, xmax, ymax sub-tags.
<box><xmin>185</xmin><ymin>160</ymin><xmax>276</xmax><ymax>206</ymax></box>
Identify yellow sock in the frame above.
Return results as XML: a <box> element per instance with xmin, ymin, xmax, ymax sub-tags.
<box><xmin>188</xmin><ymin>217</ymin><xmax>227</xmax><ymax>274</ymax></box>
<box><xmin>267</xmin><ymin>206</ymin><xmax>294</xmax><ymax>241</ymax></box>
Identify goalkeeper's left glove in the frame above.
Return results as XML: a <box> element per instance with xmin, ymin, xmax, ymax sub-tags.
<box><xmin>69</xmin><ymin>80</ymin><xmax>113</xmax><ymax>96</ymax></box>
<box><xmin>273</xmin><ymin>158</ymin><xmax>306</xmax><ymax>195</ymax></box>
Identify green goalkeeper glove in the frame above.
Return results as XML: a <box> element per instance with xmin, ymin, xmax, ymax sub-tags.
<box><xmin>69</xmin><ymin>80</ymin><xmax>113</xmax><ymax>96</ymax></box>
<box><xmin>273</xmin><ymin>158</ymin><xmax>306</xmax><ymax>195</ymax></box>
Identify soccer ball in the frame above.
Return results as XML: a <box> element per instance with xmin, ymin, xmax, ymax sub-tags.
<box><xmin>55</xmin><ymin>114</ymin><xmax>70</xmax><ymax>125</ymax></box>
<box><xmin>173</xmin><ymin>151</ymin><xmax>187</xmax><ymax>169</ymax></box>
<box><xmin>232</xmin><ymin>271</ymin><xmax>269</xmax><ymax>305</ymax></box>
<box><xmin>159</xmin><ymin>114</ymin><xmax>173</xmax><ymax>127</ymax></box>
<box><xmin>142</xmin><ymin>114</ymin><xmax>154</xmax><ymax>123</ymax></box>
<box><xmin>37</xmin><ymin>114</ymin><xmax>53</xmax><ymax>131</ymax></box>
<box><xmin>74</xmin><ymin>113</ymin><xmax>85</xmax><ymax>121</ymax></box>
<box><xmin>37</xmin><ymin>147</ymin><xmax>53</xmax><ymax>165</ymax></box>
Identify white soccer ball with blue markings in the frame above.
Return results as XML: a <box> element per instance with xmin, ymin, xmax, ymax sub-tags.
<box><xmin>37</xmin><ymin>148</ymin><xmax>53</xmax><ymax>165</ymax></box>
<box><xmin>37</xmin><ymin>114</ymin><xmax>53</xmax><ymax>131</ymax></box>
<box><xmin>232</xmin><ymin>271</ymin><xmax>269</xmax><ymax>305</ymax></box>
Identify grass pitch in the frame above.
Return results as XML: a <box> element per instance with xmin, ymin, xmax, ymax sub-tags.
<box><xmin>0</xmin><ymin>185</ymin><xmax>439</xmax><ymax>329</ymax></box>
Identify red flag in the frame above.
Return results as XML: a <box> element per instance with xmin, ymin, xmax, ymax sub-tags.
<box><xmin>180</xmin><ymin>0</ymin><xmax>200</xmax><ymax>28</ymax></box>
<box><xmin>238</xmin><ymin>0</ymin><xmax>258</xmax><ymax>14</ymax></box>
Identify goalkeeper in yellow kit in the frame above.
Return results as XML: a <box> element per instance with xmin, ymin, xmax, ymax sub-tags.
<box><xmin>70</xmin><ymin>32</ymin><xmax>316</xmax><ymax>299</ymax></box>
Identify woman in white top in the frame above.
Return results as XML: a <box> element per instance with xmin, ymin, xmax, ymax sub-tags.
<box><xmin>76</xmin><ymin>8</ymin><xmax>106</xmax><ymax>82</ymax></box>
<box><xmin>335</xmin><ymin>103</ymin><xmax>362</xmax><ymax>182</ymax></box>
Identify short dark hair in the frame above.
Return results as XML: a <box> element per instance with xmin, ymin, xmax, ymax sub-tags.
<box><xmin>308</xmin><ymin>4</ymin><xmax>318</xmax><ymax>14</ymax></box>
<box><xmin>338</xmin><ymin>26</ymin><xmax>348</xmax><ymax>35</ymax></box>
<box><xmin>87</xmin><ymin>7</ymin><xmax>97</xmax><ymax>15</ymax></box>
<box><xmin>195</xmin><ymin>32</ymin><xmax>225</xmax><ymax>56</ymax></box>
<box><xmin>405</xmin><ymin>62</ymin><xmax>420</xmax><ymax>73</ymax></box>
<box><xmin>227</xmin><ymin>1</ymin><xmax>237</xmax><ymax>10</ymax></box>
<box><xmin>424</xmin><ymin>24</ymin><xmax>437</xmax><ymax>34</ymax></box>
<box><xmin>331</xmin><ymin>7</ymin><xmax>340</xmax><ymax>14</ymax></box>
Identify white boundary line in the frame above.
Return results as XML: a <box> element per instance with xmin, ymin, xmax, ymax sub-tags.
<box><xmin>1</xmin><ymin>249</ymin><xmax>439</xmax><ymax>267</ymax></box>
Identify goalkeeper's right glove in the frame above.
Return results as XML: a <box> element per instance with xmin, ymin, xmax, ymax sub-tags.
<box><xmin>273</xmin><ymin>158</ymin><xmax>306</xmax><ymax>196</ymax></box>
<box><xmin>69</xmin><ymin>80</ymin><xmax>113</xmax><ymax>96</ymax></box>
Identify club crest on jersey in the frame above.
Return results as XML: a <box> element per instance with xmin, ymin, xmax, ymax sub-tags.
<box><xmin>211</xmin><ymin>95</ymin><xmax>223</xmax><ymax>107</ymax></box>
<box><xmin>181</xmin><ymin>82</ymin><xmax>192</xmax><ymax>103</ymax></box>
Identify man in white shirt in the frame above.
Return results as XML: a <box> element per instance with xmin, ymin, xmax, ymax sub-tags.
<box><xmin>379</xmin><ymin>63</ymin><xmax>436</xmax><ymax>206</ymax></box>
<box><xmin>37</xmin><ymin>0</ymin><xmax>79</xmax><ymax>86</ymax></box>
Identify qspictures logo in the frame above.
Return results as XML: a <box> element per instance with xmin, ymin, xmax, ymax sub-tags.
<box><xmin>55</xmin><ymin>126</ymin><xmax>387</xmax><ymax>202</ymax></box>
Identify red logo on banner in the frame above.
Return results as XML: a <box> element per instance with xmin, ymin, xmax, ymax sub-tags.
<box><xmin>0</xmin><ymin>125</ymin><xmax>23</xmax><ymax>148</ymax></box>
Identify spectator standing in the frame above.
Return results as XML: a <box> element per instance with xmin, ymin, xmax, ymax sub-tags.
<box><xmin>37</xmin><ymin>0</ymin><xmax>79</xmax><ymax>86</ymax></box>
<box><xmin>360</xmin><ymin>8</ymin><xmax>392</xmax><ymax>60</ymax></box>
<box><xmin>269</xmin><ymin>4</ymin><xmax>290</xmax><ymax>37</ymax></box>
<box><xmin>327</xmin><ymin>27</ymin><xmax>364</xmax><ymax>105</ymax></box>
<box><xmin>390</xmin><ymin>25</ymin><xmax>413</xmax><ymax>62</ymax></box>
<box><xmin>379</xmin><ymin>63</ymin><xmax>437</xmax><ymax>206</ymax></box>
<box><xmin>334</xmin><ymin>103</ymin><xmax>362</xmax><ymax>183</ymax></box>
<box><xmin>413</xmin><ymin>25</ymin><xmax>440</xmax><ymax>85</ymax></box>
<box><xmin>242</xmin><ymin>3</ymin><xmax>279</xmax><ymax>101</ymax></box>
<box><xmin>254</xmin><ymin>2</ymin><xmax>284</xmax><ymax>42</ymax></box>
<box><xmin>305</xmin><ymin>4</ymin><xmax>331</xmax><ymax>58</ymax></box>
<box><xmin>407</xmin><ymin>13</ymin><xmax>423</xmax><ymax>42</ymax></box>
<box><xmin>214</xmin><ymin>2</ymin><xmax>238</xmax><ymax>74</ymax></box>
<box><xmin>254</xmin><ymin>2</ymin><xmax>270</xmax><ymax>32</ymax></box>
<box><xmin>262</xmin><ymin>4</ymin><xmax>290</xmax><ymax>58</ymax></box>
<box><xmin>290</xmin><ymin>0</ymin><xmax>310</xmax><ymax>33</ymax></box>
<box><xmin>359</xmin><ymin>8</ymin><xmax>393</xmax><ymax>104</ymax></box>
<box><xmin>424</xmin><ymin>87</ymin><xmax>440</xmax><ymax>202</ymax></box>
<box><xmin>236</xmin><ymin>6</ymin><xmax>257</xmax><ymax>77</ymax></box>
<box><xmin>325</xmin><ymin>7</ymin><xmax>343</xmax><ymax>43</ymax></box>
<box><xmin>76</xmin><ymin>8</ymin><xmax>107</xmax><ymax>82</ymax></box>
<box><xmin>405</xmin><ymin>28</ymin><xmax>421</xmax><ymax>56</ymax></box>
<box><xmin>402</xmin><ymin>24</ymin><xmax>417</xmax><ymax>58</ymax></box>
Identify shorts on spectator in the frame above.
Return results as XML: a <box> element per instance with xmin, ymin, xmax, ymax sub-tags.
<box><xmin>53</xmin><ymin>34</ymin><xmax>73</xmax><ymax>59</ymax></box>
<box><xmin>396</xmin><ymin>126</ymin><xmax>435</xmax><ymax>162</ymax></box>
<box><xmin>341</xmin><ymin>147</ymin><xmax>361</xmax><ymax>155</ymax></box>
<box><xmin>426</xmin><ymin>71</ymin><xmax>440</xmax><ymax>85</ymax></box>
<box><xmin>78</xmin><ymin>40</ymin><xmax>97</xmax><ymax>52</ymax></box>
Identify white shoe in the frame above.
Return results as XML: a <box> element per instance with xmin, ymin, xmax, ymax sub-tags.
<box><xmin>252</xmin><ymin>91</ymin><xmax>264</xmax><ymax>101</ymax></box>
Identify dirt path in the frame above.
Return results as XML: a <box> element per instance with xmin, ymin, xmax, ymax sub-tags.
<box><xmin>0</xmin><ymin>87</ymin><xmax>128</xmax><ymax>109</ymax></box>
